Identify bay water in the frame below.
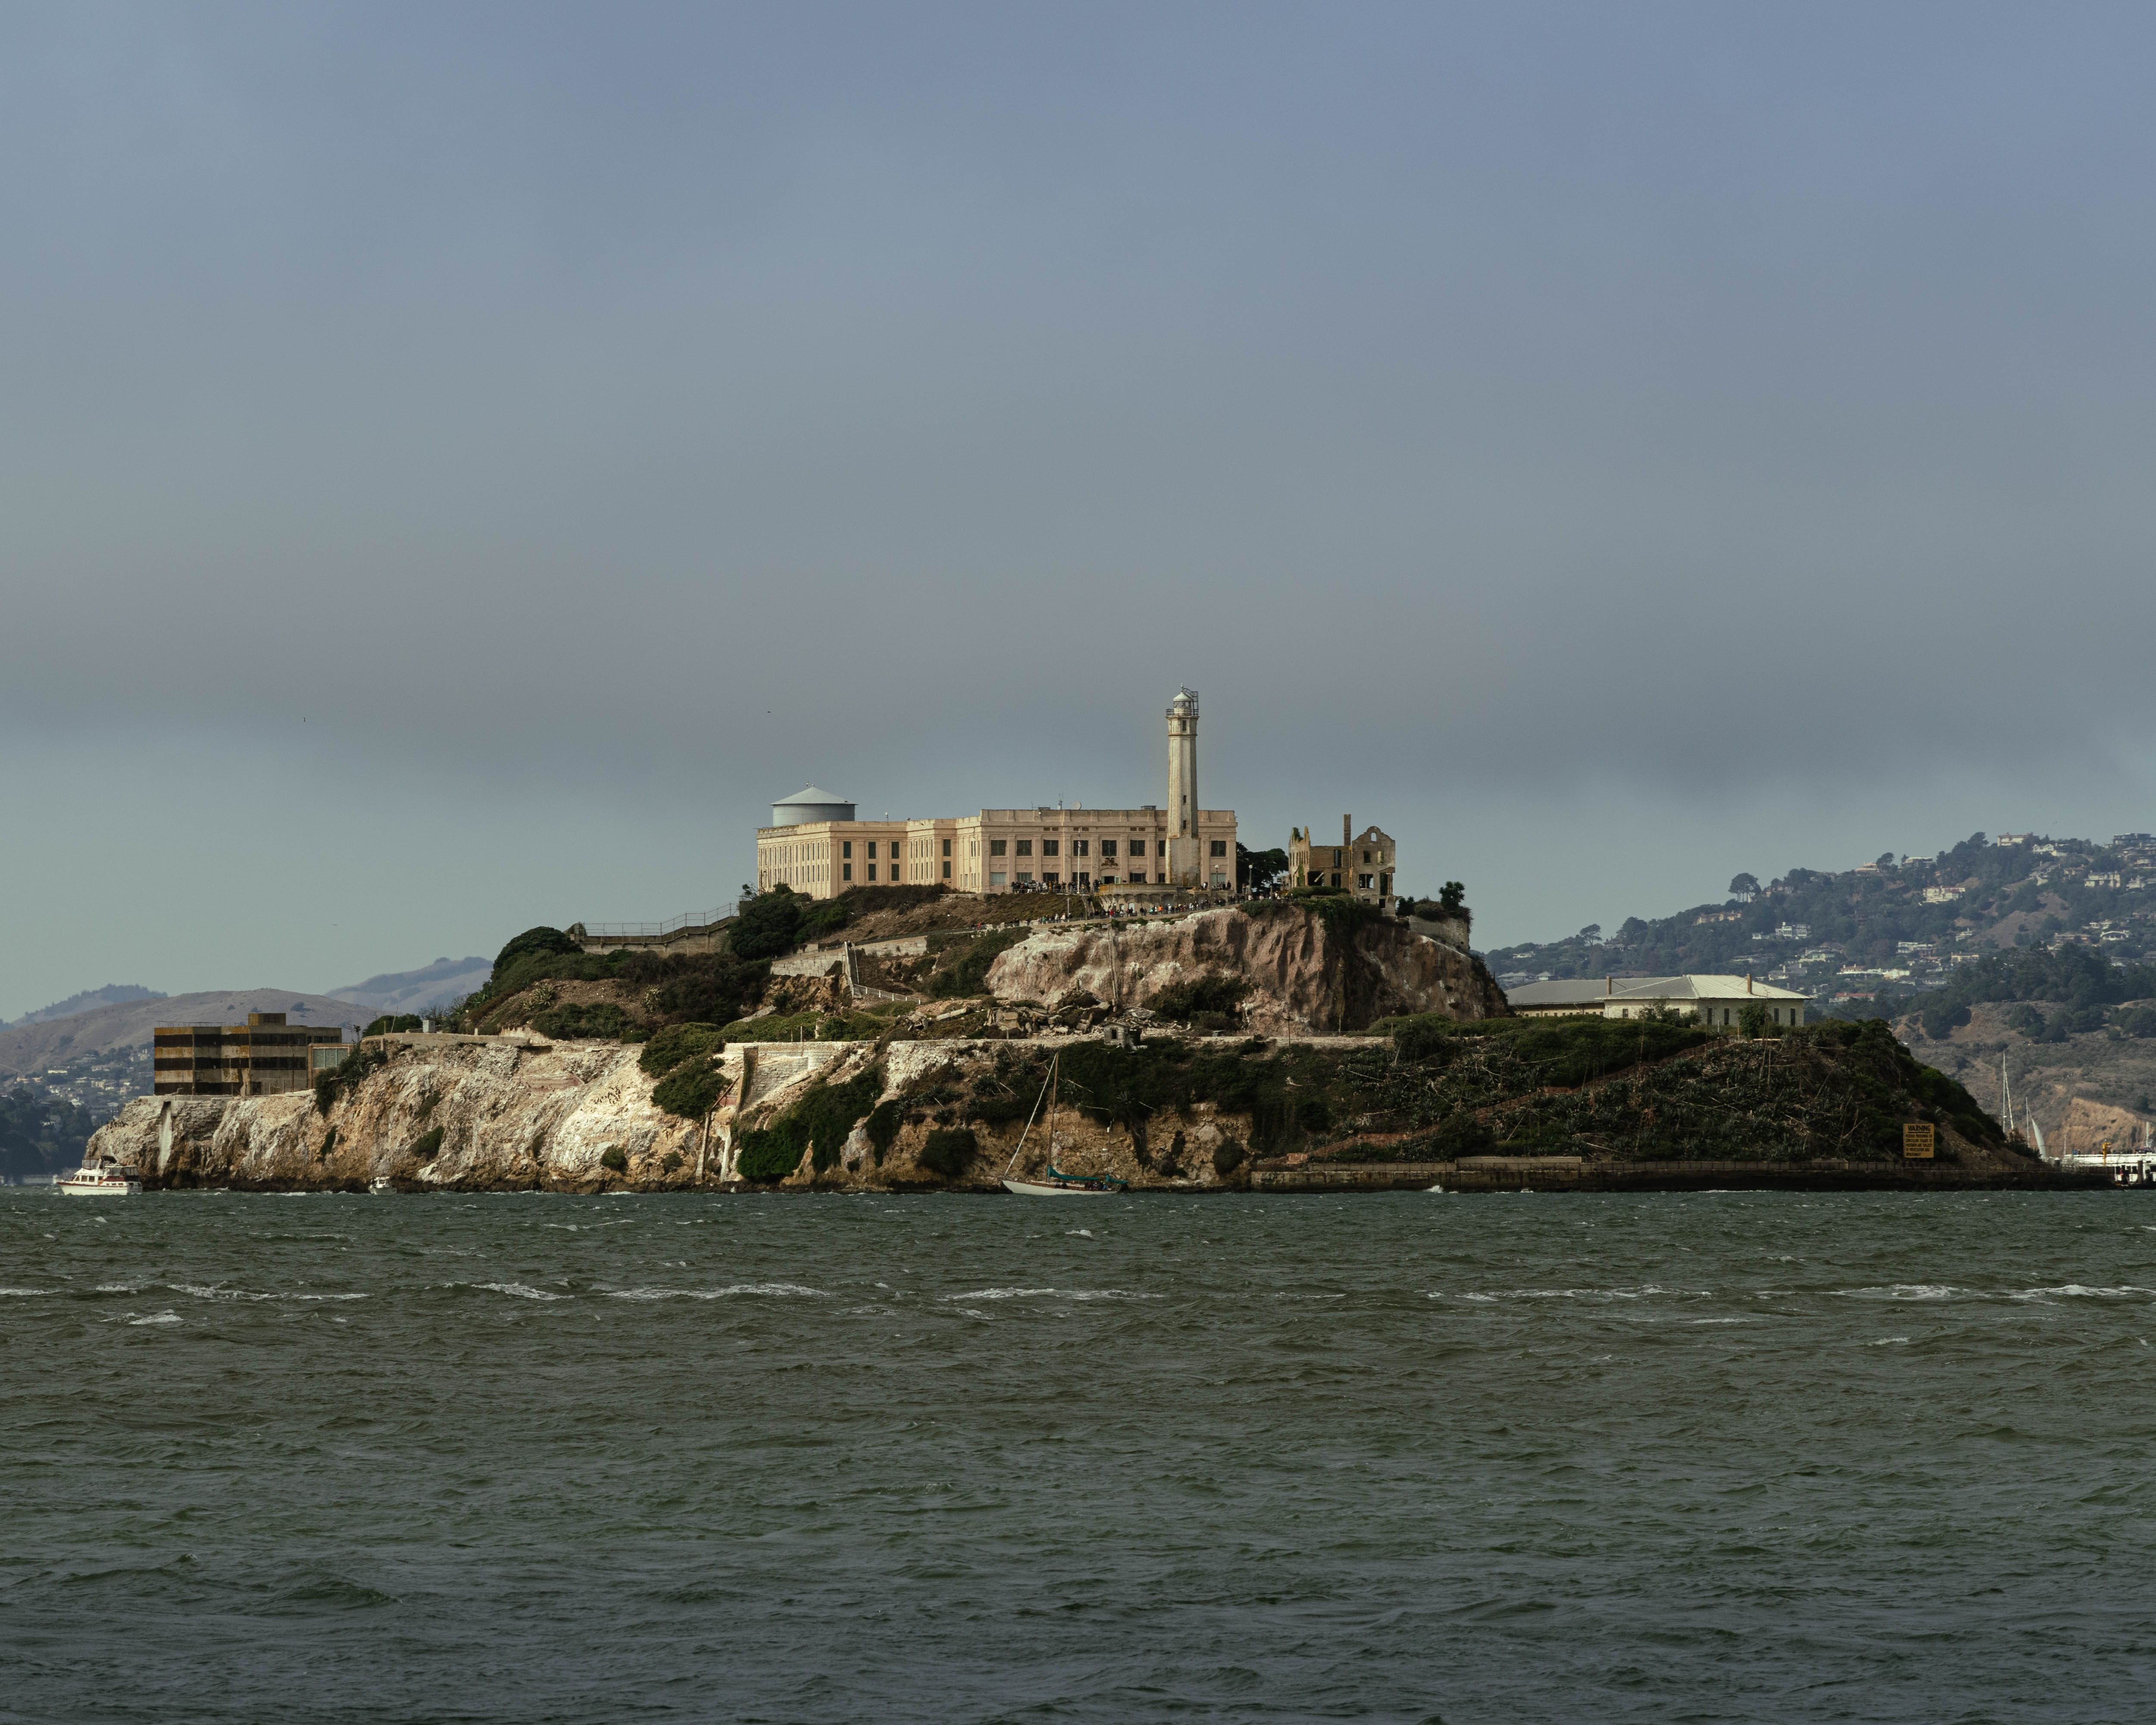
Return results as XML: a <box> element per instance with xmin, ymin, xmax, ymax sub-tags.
<box><xmin>5</xmin><ymin>1189</ymin><xmax>2154</xmax><ymax>1722</ymax></box>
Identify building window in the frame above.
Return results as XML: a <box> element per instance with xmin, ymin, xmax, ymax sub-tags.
<box><xmin>1101</xmin><ymin>874</ymin><xmax>1118</xmax><ymax>885</ymax></box>
<box><xmin>1359</xmin><ymin>874</ymin><xmax>1374</xmax><ymax>890</ymax></box>
<box><xmin>1016</xmin><ymin>840</ymin><xmax>1032</xmax><ymax>856</ymax></box>
<box><xmin>1016</xmin><ymin>871</ymin><xmax>1033</xmax><ymax>884</ymax></box>
<box><xmin>1073</xmin><ymin>839</ymin><xmax>1088</xmax><ymax>857</ymax></box>
<box><xmin>990</xmin><ymin>839</ymin><xmax>1006</xmax><ymax>857</ymax></box>
<box><xmin>1101</xmin><ymin>840</ymin><xmax>1118</xmax><ymax>859</ymax></box>
<box><xmin>1332</xmin><ymin>848</ymin><xmax>1343</xmax><ymax>866</ymax></box>
<box><xmin>866</xmin><ymin>841</ymin><xmax>877</xmax><ymax>859</ymax></box>
<box><xmin>941</xmin><ymin>860</ymin><xmax>951</xmax><ymax>879</ymax></box>
<box><xmin>843</xmin><ymin>863</ymin><xmax>853</xmax><ymax>881</ymax></box>
<box><xmin>941</xmin><ymin>839</ymin><xmax>951</xmax><ymax>857</ymax></box>
<box><xmin>1330</xmin><ymin>872</ymin><xmax>1341</xmax><ymax>888</ymax></box>
<box><xmin>867</xmin><ymin>863</ymin><xmax>877</xmax><ymax>881</ymax></box>
<box><xmin>842</xmin><ymin>841</ymin><xmax>852</xmax><ymax>859</ymax></box>
<box><xmin>1043</xmin><ymin>840</ymin><xmax>1059</xmax><ymax>857</ymax></box>
<box><xmin>1128</xmin><ymin>840</ymin><xmax>1145</xmax><ymax>857</ymax></box>
<box><xmin>1076</xmin><ymin>872</ymin><xmax>1090</xmax><ymax>886</ymax></box>
<box><xmin>1044</xmin><ymin>872</ymin><xmax>1059</xmax><ymax>886</ymax></box>
<box><xmin>989</xmin><ymin>871</ymin><xmax>1007</xmax><ymax>888</ymax></box>
<box><xmin>1210</xmin><ymin>839</ymin><xmax>1227</xmax><ymax>857</ymax></box>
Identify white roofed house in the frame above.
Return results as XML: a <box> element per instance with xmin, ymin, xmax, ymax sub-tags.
<box><xmin>1506</xmin><ymin>975</ymin><xmax>1810</xmax><ymax>1029</ymax></box>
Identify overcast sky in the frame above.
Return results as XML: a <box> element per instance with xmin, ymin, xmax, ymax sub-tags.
<box><xmin>5</xmin><ymin>2</ymin><xmax>2156</xmax><ymax>1017</ymax></box>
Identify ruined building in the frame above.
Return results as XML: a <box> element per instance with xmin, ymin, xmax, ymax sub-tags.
<box><xmin>1290</xmin><ymin>817</ymin><xmax>1397</xmax><ymax>906</ymax></box>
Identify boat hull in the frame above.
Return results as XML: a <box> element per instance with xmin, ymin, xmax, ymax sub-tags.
<box><xmin>1003</xmin><ymin>1177</ymin><xmax>1122</xmax><ymax>1197</ymax></box>
<box><xmin>59</xmin><ymin>1179</ymin><xmax>140</xmax><ymax>1197</ymax></box>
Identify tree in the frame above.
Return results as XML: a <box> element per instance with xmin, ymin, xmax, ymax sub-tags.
<box><xmin>730</xmin><ymin>885</ymin><xmax>805</xmax><ymax>960</ymax></box>
<box><xmin>493</xmin><ymin>926</ymin><xmax>581</xmax><ymax>972</ymax></box>
<box><xmin>1729</xmin><ymin>873</ymin><xmax>1760</xmax><ymax>897</ymax></box>
<box><xmin>1236</xmin><ymin>842</ymin><xmax>1288</xmax><ymax>892</ymax></box>
<box><xmin>1438</xmin><ymin>881</ymin><xmax>1467</xmax><ymax>914</ymax></box>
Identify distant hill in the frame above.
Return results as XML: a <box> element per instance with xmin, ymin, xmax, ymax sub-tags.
<box><xmin>4</xmin><ymin>984</ymin><xmax>165</xmax><ymax>1029</ymax></box>
<box><xmin>0</xmin><ymin>990</ymin><xmax>358</xmax><ymax>1080</ymax></box>
<box><xmin>326</xmin><ymin>957</ymin><xmax>492</xmax><ymax>1018</ymax></box>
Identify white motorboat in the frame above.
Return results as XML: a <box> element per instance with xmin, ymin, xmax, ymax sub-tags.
<box><xmin>59</xmin><ymin>1155</ymin><xmax>141</xmax><ymax>1196</ymax></box>
<box><xmin>370</xmin><ymin>1176</ymin><xmax>395</xmax><ymax>1195</ymax></box>
<box><xmin>1000</xmin><ymin>1053</ymin><xmax>1128</xmax><ymax>1197</ymax></box>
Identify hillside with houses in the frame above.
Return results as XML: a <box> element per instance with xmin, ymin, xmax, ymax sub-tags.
<box><xmin>1484</xmin><ymin>831</ymin><xmax>2156</xmax><ymax>1014</ymax></box>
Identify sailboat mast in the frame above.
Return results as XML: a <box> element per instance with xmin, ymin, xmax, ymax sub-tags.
<box><xmin>1001</xmin><ymin>1054</ymin><xmax>1059</xmax><ymax>1179</ymax></box>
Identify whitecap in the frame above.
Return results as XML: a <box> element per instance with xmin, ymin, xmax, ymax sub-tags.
<box><xmin>1835</xmin><ymin>1284</ymin><xmax>1962</xmax><ymax>1301</ymax></box>
<box><xmin>1867</xmin><ymin>1336</ymin><xmax>1911</xmax><ymax>1346</ymax></box>
<box><xmin>1065</xmin><ymin>1229</ymin><xmax>1094</xmax><ymax>1238</ymax></box>
<box><xmin>0</xmin><ymin>1287</ymin><xmax>53</xmax><ymax>1297</ymax></box>
<box><xmin>128</xmin><ymin>1311</ymin><xmax>183</xmax><ymax>1327</ymax></box>
<box><xmin>941</xmin><ymin>1287</ymin><xmax>1158</xmax><ymax>1302</ymax></box>
<box><xmin>2020</xmin><ymin>1285</ymin><xmax>2154</xmax><ymax>1300</ymax></box>
<box><xmin>604</xmin><ymin>1283</ymin><xmax>827</xmax><ymax>1300</ymax></box>
<box><xmin>477</xmin><ymin>1282</ymin><xmax>570</xmax><ymax>1301</ymax></box>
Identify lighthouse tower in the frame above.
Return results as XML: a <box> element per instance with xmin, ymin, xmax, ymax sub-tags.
<box><xmin>1166</xmin><ymin>687</ymin><xmax>1200</xmax><ymax>886</ymax></box>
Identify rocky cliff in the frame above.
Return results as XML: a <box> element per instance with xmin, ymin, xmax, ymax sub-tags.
<box><xmin>984</xmin><ymin>902</ymin><xmax>1506</xmax><ymax>1033</ymax></box>
<box><xmin>85</xmin><ymin>1012</ymin><xmax>2071</xmax><ymax>1195</ymax></box>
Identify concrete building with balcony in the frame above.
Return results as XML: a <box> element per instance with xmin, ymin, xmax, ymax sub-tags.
<box><xmin>754</xmin><ymin>689</ymin><xmax>1237</xmax><ymax>897</ymax></box>
<box><xmin>153</xmin><ymin>1013</ymin><xmax>345</xmax><ymax>1098</ymax></box>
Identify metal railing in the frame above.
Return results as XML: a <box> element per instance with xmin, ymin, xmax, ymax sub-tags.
<box><xmin>576</xmin><ymin>903</ymin><xmax>739</xmax><ymax>939</ymax></box>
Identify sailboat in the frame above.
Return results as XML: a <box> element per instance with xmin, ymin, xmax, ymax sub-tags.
<box><xmin>1002</xmin><ymin>1052</ymin><xmax>1128</xmax><ymax>1196</ymax></box>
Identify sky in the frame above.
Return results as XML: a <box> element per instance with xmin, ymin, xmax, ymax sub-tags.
<box><xmin>5</xmin><ymin>1</ymin><xmax>2156</xmax><ymax>1017</ymax></box>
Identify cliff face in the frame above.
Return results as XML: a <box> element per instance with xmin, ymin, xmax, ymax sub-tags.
<box><xmin>983</xmin><ymin>903</ymin><xmax>1506</xmax><ymax>1033</ymax></box>
<box><xmin>86</xmin><ymin>1016</ymin><xmax>2075</xmax><ymax>1195</ymax></box>
<box><xmin>85</xmin><ymin>1035</ymin><xmax>1261</xmax><ymax>1194</ymax></box>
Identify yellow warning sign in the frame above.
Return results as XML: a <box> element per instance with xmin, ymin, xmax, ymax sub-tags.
<box><xmin>1903</xmin><ymin>1122</ymin><xmax>1936</xmax><ymax>1160</ymax></box>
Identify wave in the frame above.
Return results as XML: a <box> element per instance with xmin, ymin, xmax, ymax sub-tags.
<box><xmin>1834</xmin><ymin>1284</ymin><xmax>1964</xmax><ymax>1301</ymax></box>
<box><xmin>93</xmin><ymin>1281</ymin><xmax>366</xmax><ymax>1302</ymax></box>
<box><xmin>941</xmin><ymin>1287</ymin><xmax>1160</xmax><ymax>1302</ymax></box>
<box><xmin>604</xmin><ymin>1284</ymin><xmax>828</xmax><ymax>1300</ymax></box>
<box><xmin>126</xmin><ymin>1311</ymin><xmax>183</xmax><ymax>1327</ymax></box>
<box><xmin>476</xmin><ymin>1282</ymin><xmax>571</xmax><ymax>1301</ymax></box>
<box><xmin>1435</xmin><ymin>1286</ymin><xmax>1710</xmax><ymax>1302</ymax></box>
<box><xmin>0</xmin><ymin>1287</ymin><xmax>53</xmax><ymax>1297</ymax></box>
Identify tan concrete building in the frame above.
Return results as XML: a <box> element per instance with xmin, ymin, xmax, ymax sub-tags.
<box><xmin>153</xmin><ymin>1012</ymin><xmax>342</xmax><ymax>1098</ymax></box>
<box><xmin>755</xmin><ymin>689</ymin><xmax>1237</xmax><ymax>897</ymax></box>
<box><xmin>1290</xmin><ymin>817</ymin><xmax>1397</xmax><ymax>905</ymax></box>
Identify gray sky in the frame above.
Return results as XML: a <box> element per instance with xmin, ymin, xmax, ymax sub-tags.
<box><xmin>5</xmin><ymin>1</ymin><xmax>2156</xmax><ymax>1017</ymax></box>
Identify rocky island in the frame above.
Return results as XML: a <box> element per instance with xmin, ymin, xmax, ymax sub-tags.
<box><xmin>88</xmin><ymin>892</ymin><xmax>2097</xmax><ymax>1193</ymax></box>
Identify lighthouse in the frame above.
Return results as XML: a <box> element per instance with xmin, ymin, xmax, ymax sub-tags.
<box><xmin>1166</xmin><ymin>686</ymin><xmax>1200</xmax><ymax>886</ymax></box>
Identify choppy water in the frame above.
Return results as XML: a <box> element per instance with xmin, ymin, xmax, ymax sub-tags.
<box><xmin>6</xmin><ymin>1190</ymin><xmax>2156</xmax><ymax>1723</ymax></box>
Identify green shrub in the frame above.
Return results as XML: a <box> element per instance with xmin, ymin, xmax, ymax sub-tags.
<box><xmin>362</xmin><ymin>1014</ymin><xmax>426</xmax><ymax>1038</ymax></box>
<box><xmin>1737</xmin><ymin>1002</ymin><xmax>1770</xmax><ymax>1039</ymax></box>
<box><xmin>317</xmin><ymin>1126</ymin><xmax>338</xmax><ymax>1162</ymax></box>
<box><xmin>735</xmin><ymin>1068</ymin><xmax>883</xmax><ymax>1180</ymax></box>
<box><xmin>919</xmin><ymin>1127</ymin><xmax>979</xmax><ymax>1178</ymax></box>
<box><xmin>600</xmin><ymin>1146</ymin><xmax>627</xmax><ymax>1172</ymax></box>
<box><xmin>1382</xmin><ymin>1013</ymin><xmax>1711</xmax><ymax>1084</ymax></box>
<box><xmin>313</xmin><ymin>1044</ymin><xmax>385</xmax><ymax>1115</ymax></box>
<box><xmin>640</xmin><ymin>1022</ymin><xmax>724</xmax><ymax>1078</ymax></box>
<box><xmin>1146</xmin><ymin>971</ymin><xmax>1250</xmax><ymax>1022</ymax></box>
<box><xmin>1211</xmin><ymin>1138</ymin><xmax>1246</xmax><ymax>1177</ymax></box>
<box><xmin>413</xmin><ymin>1125</ymin><xmax>445</xmax><ymax>1160</ymax></box>
<box><xmin>530</xmin><ymin>1001</ymin><xmax>633</xmax><ymax>1041</ymax></box>
<box><xmin>927</xmin><ymin>928</ymin><xmax>1031</xmax><ymax>998</ymax></box>
<box><xmin>652</xmin><ymin>1056</ymin><xmax>731</xmax><ymax>1120</ymax></box>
